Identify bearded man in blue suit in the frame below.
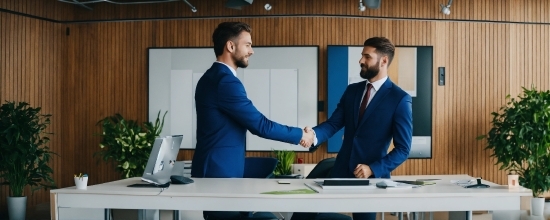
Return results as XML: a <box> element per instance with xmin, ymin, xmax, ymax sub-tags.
<box><xmin>293</xmin><ymin>37</ymin><xmax>413</xmax><ymax>220</ymax></box>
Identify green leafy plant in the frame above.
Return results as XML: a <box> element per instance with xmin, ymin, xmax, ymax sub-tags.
<box><xmin>0</xmin><ymin>101</ymin><xmax>56</xmax><ymax>197</ymax></box>
<box><xmin>478</xmin><ymin>86</ymin><xmax>550</xmax><ymax>197</ymax></box>
<box><xmin>272</xmin><ymin>149</ymin><xmax>296</xmax><ymax>176</ymax></box>
<box><xmin>96</xmin><ymin>111</ymin><xmax>167</xmax><ymax>179</ymax></box>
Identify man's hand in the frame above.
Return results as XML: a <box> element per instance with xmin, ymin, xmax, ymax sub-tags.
<box><xmin>299</xmin><ymin>126</ymin><xmax>314</xmax><ymax>147</ymax></box>
<box><xmin>354</xmin><ymin>164</ymin><xmax>373</xmax><ymax>178</ymax></box>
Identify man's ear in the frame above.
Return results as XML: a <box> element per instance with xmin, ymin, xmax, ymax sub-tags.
<box><xmin>381</xmin><ymin>56</ymin><xmax>389</xmax><ymax>67</ymax></box>
<box><xmin>226</xmin><ymin>41</ymin><xmax>235</xmax><ymax>53</ymax></box>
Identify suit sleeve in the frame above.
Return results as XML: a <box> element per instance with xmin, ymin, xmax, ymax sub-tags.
<box><xmin>312</xmin><ymin>87</ymin><xmax>349</xmax><ymax>145</ymax></box>
<box><xmin>369</xmin><ymin>95</ymin><xmax>413</xmax><ymax>177</ymax></box>
<box><xmin>217</xmin><ymin>76</ymin><xmax>302</xmax><ymax>144</ymax></box>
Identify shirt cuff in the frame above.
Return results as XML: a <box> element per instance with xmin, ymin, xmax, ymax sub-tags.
<box><xmin>312</xmin><ymin>130</ymin><xmax>318</xmax><ymax>146</ymax></box>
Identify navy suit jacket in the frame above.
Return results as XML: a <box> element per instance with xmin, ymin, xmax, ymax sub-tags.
<box><xmin>312</xmin><ymin>78</ymin><xmax>412</xmax><ymax>178</ymax></box>
<box><xmin>191</xmin><ymin>62</ymin><xmax>302</xmax><ymax>178</ymax></box>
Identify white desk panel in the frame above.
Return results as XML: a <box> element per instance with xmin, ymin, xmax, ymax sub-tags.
<box><xmin>51</xmin><ymin>175</ymin><xmax>532</xmax><ymax>219</ymax></box>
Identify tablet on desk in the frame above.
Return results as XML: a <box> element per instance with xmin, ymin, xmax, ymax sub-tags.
<box><xmin>323</xmin><ymin>179</ymin><xmax>370</xmax><ymax>186</ymax></box>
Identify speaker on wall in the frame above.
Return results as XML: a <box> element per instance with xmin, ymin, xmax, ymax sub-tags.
<box><xmin>226</xmin><ymin>0</ymin><xmax>253</xmax><ymax>9</ymax></box>
<box><xmin>438</xmin><ymin>67</ymin><xmax>445</xmax><ymax>86</ymax></box>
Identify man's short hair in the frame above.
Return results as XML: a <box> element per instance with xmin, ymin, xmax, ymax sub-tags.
<box><xmin>212</xmin><ymin>22</ymin><xmax>252</xmax><ymax>57</ymax></box>
<box><xmin>363</xmin><ymin>37</ymin><xmax>395</xmax><ymax>66</ymax></box>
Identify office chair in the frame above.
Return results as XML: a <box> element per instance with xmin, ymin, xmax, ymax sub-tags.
<box><xmin>209</xmin><ymin>157</ymin><xmax>280</xmax><ymax>220</ymax></box>
<box><xmin>305</xmin><ymin>157</ymin><xmax>336</xmax><ymax>179</ymax></box>
<box><xmin>243</xmin><ymin>157</ymin><xmax>278</xmax><ymax>179</ymax></box>
<box><xmin>290</xmin><ymin>157</ymin><xmax>352</xmax><ymax>220</ymax></box>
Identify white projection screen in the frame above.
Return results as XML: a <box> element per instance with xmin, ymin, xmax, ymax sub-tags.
<box><xmin>148</xmin><ymin>47</ymin><xmax>318</xmax><ymax>151</ymax></box>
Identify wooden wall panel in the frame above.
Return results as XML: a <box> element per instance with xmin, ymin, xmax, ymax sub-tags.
<box><xmin>61</xmin><ymin>17</ymin><xmax>550</xmax><ymax>190</ymax></box>
<box><xmin>1</xmin><ymin>0</ymin><xmax>550</xmax><ymax>24</ymax></box>
<box><xmin>0</xmin><ymin>12</ymin><xmax>66</xmax><ymax>217</ymax></box>
<box><xmin>0</xmin><ymin>0</ymin><xmax>74</xmax><ymax>21</ymax></box>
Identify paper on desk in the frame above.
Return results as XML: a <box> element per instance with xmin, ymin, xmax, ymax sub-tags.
<box><xmin>261</xmin><ymin>188</ymin><xmax>317</xmax><ymax>195</ymax></box>
<box><xmin>375</xmin><ymin>180</ymin><xmax>418</xmax><ymax>189</ymax></box>
<box><xmin>450</xmin><ymin>179</ymin><xmax>477</xmax><ymax>188</ymax></box>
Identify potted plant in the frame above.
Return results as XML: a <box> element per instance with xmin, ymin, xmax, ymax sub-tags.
<box><xmin>272</xmin><ymin>149</ymin><xmax>300</xmax><ymax>178</ymax></box>
<box><xmin>478</xmin><ymin>86</ymin><xmax>550</xmax><ymax>216</ymax></box>
<box><xmin>95</xmin><ymin>111</ymin><xmax>167</xmax><ymax>179</ymax></box>
<box><xmin>0</xmin><ymin>101</ymin><xmax>56</xmax><ymax>220</ymax></box>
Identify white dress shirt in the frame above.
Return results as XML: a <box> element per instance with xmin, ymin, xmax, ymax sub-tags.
<box><xmin>361</xmin><ymin>76</ymin><xmax>388</xmax><ymax>109</ymax></box>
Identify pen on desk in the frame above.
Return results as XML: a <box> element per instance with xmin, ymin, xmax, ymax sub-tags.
<box><xmin>304</xmin><ymin>183</ymin><xmax>319</xmax><ymax>193</ymax></box>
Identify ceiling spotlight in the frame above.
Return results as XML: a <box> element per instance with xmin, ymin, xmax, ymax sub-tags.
<box><xmin>358</xmin><ymin>0</ymin><xmax>366</xmax><ymax>11</ymax></box>
<box><xmin>440</xmin><ymin>0</ymin><xmax>452</xmax><ymax>15</ymax></box>
<box><xmin>264</xmin><ymin>3</ymin><xmax>272</xmax><ymax>11</ymax></box>
<box><xmin>182</xmin><ymin>0</ymin><xmax>197</xmax><ymax>12</ymax></box>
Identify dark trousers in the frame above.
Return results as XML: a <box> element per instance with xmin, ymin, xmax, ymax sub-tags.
<box><xmin>290</xmin><ymin>212</ymin><xmax>375</xmax><ymax>220</ymax></box>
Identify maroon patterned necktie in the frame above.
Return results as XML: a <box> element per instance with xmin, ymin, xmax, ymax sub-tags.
<box><xmin>358</xmin><ymin>83</ymin><xmax>373</xmax><ymax>121</ymax></box>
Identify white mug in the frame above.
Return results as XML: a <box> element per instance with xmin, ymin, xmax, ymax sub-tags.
<box><xmin>74</xmin><ymin>177</ymin><xmax>88</xmax><ymax>190</ymax></box>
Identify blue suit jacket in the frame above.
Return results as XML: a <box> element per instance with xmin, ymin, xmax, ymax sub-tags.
<box><xmin>312</xmin><ymin>78</ymin><xmax>412</xmax><ymax>178</ymax></box>
<box><xmin>191</xmin><ymin>62</ymin><xmax>302</xmax><ymax>178</ymax></box>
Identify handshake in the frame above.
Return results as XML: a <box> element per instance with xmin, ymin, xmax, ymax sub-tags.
<box><xmin>299</xmin><ymin>126</ymin><xmax>315</xmax><ymax>148</ymax></box>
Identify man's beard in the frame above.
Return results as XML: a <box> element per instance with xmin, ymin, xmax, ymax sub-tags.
<box><xmin>233</xmin><ymin>50</ymin><xmax>249</xmax><ymax>68</ymax></box>
<box><xmin>360</xmin><ymin>60</ymin><xmax>380</xmax><ymax>80</ymax></box>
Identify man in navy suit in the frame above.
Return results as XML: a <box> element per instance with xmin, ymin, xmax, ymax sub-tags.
<box><xmin>193</xmin><ymin>21</ymin><xmax>314</xmax><ymax>220</ymax></box>
<box><xmin>293</xmin><ymin>37</ymin><xmax>413</xmax><ymax>220</ymax></box>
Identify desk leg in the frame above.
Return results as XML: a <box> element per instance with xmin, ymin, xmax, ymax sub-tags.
<box><xmin>173</xmin><ymin>210</ymin><xmax>180</xmax><ymax>220</ymax></box>
<box><xmin>50</xmin><ymin>193</ymin><xmax>58</xmax><ymax>220</ymax></box>
<box><xmin>104</xmin><ymin>209</ymin><xmax>111</xmax><ymax>220</ymax></box>
<box><xmin>397</xmin><ymin>212</ymin><xmax>403</xmax><ymax>220</ymax></box>
<box><xmin>449</xmin><ymin>211</ymin><xmax>472</xmax><ymax>220</ymax></box>
<box><xmin>138</xmin><ymin>209</ymin><xmax>144</xmax><ymax>220</ymax></box>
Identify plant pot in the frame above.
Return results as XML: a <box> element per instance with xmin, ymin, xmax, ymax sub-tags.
<box><xmin>507</xmin><ymin>174</ymin><xmax>519</xmax><ymax>188</ymax></box>
<box><xmin>74</xmin><ymin>177</ymin><xmax>89</xmax><ymax>189</ymax></box>
<box><xmin>530</xmin><ymin>197</ymin><xmax>545</xmax><ymax>216</ymax></box>
<box><xmin>7</xmin><ymin>196</ymin><xmax>27</xmax><ymax>220</ymax></box>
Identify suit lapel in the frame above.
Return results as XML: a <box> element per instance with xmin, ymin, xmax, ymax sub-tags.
<box><xmin>358</xmin><ymin>79</ymin><xmax>393</xmax><ymax>126</ymax></box>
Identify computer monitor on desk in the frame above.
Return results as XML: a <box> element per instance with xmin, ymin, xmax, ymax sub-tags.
<box><xmin>140</xmin><ymin>135</ymin><xmax>183</xmax><ymax>186</ymax></box>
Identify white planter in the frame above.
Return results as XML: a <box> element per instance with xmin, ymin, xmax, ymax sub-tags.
<box><xmin>530</xmin><ymin>197</ymin><xmax>545</xmax><ymax>216</ymax></box>
<box><xmin>507</xmin><ymin>174</ymin><xmax>519</xmax><ymax>188</ymax></box>
<box><xmin>7</xmin><ymin>196</ymin><xmax>27</xmax><ymax>220</ymax></box>
<box><xmin>74</xmin><ymin>177</ymin><xmax>88</xmax><ymax>189</ymax></box>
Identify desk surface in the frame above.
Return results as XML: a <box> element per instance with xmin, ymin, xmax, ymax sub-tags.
<box><xmin>51</xmin><ymin>175</ymin><xmax>532</xmax><ymax>217</ymax></box>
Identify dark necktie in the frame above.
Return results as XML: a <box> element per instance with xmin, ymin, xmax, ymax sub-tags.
<box><xmin>358</xmin><ymin>83</ymin><xmax>373</xmax><ymax>121</ymax></box>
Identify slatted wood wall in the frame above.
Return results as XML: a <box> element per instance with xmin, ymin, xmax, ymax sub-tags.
<box><xmin>64</xmin><ymin>18</ymin><xmax>550</xmax><ymax>186</ymax></box>
<box><xmin>0</xmin><ymin>12</ymin><xmax>66</xmax><ymax>217</ymax></box>
<box><xmin>1</xmin><ymin>0</ymin><xmax>550</xmax><ymax>216</ymax></box>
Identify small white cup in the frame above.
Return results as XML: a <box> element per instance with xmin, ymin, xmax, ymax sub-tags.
<box><xmin>74</xmin><ymin>177</ymin><xmax>88</xmax><ymax>190</ymax></box>
<box><xmin>508</xmin><ymin>174</ymin><xmax>519</xmax><ymax>188</ymax></box>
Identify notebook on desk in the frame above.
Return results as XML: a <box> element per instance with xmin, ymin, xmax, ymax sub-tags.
<box><xmin>313</xmin><ymin>179</ymin><xmax>374</xmax><ymax>190</ymax></box>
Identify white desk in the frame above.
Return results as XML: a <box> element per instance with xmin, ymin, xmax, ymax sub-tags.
<box><xmin>50</xmin><ymin>175</ymin><xmax>532</xmax><ymax>220</ymax></box>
